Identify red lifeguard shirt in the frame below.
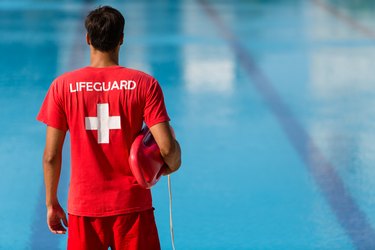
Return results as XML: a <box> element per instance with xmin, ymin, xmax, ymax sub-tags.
<box><xmin>37</xmin><ymin>65</ymin><xmax>170</xmax><ymax>217</ymax></box>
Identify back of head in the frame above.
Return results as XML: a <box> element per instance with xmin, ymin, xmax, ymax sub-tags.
<box><xmin>85</xmin><ymin>6</ymin><xmax>125</xmax><ymax>52</ymax></box>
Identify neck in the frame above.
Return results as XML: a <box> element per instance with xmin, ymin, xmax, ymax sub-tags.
<box><xmin>89</xmin><ymin>47</ymin><xmax>119</xmax><ymax>68</ymax></box>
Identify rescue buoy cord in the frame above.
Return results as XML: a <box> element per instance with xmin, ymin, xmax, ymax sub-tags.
<box><xmin>168</xmin><ymin>175</ymin><xmax>176</xmax><ymax>250</ymax></box>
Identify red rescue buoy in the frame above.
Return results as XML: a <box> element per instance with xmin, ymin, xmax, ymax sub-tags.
<box><xmin>129</xmin><ymin>126</ymin><xmax>174</xmax><ymax>189</ymax></box>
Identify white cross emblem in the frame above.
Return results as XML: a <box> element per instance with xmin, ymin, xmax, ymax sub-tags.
<box><xmin>85</xmin><ymin>103</ymin><xmax>121</xmax><ymax>144</ymax></box>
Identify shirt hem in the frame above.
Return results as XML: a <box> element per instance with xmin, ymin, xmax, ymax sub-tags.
<box><xmin>146</xmin><ymin>117</ymin><xmax>170</xmax><ymax>129</ymax></box>
<box><xmin>36</xmin><ymin>117</ymin><xmax>68</xmax><ymax>132</ymax></box>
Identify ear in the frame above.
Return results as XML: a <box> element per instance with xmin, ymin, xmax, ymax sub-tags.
<box><xmin>86</xmin><ymin>33</ymin><xmax>90</xmax><ymax>45</ymax></box>
<box><xmin>119</xmin><ymin>33</ymin><xmax>124</xmax><ymax>45</ymax></box>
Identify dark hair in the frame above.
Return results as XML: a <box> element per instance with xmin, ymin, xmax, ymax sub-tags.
<box><xmin>85</xmin><ymin>6</ymin><xmax>125</xmax><ymax>52</ymax></box>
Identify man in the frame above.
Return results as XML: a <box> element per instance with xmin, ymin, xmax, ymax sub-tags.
<box><xmin>37</xmin><ymin>6</ymin><xmax>181</xmax><ymax>250</ymax></box>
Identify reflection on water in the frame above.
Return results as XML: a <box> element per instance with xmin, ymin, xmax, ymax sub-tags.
<box><xmin>310</xmin><ymin>47</ymin><xmax>375</xmax><ymax>98</ymax></box>
<box><xmin>308</xmin><ymin>0</ymin><xmax>375</xmax><ymax>229</ymax></box>
<box><xmin>183</xmin><ymin>44</ymin><xmax>235</xmax><ymax>94</ymax></box>
<box><xmin>181</xmin><ymin>0</ymin><xmax>235</xmax><ymax>94</ymax></box>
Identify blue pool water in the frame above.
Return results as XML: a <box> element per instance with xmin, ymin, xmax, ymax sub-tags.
<box><xmin>1</xmin><ymin>0</ymin><xmax>375</xmax><ymax>249</ymax></box>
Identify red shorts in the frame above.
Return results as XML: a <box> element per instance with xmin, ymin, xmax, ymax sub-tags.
<box><xmin>67</xmin><ymin>209</ymin><xmax>160</xmax><ymax>250</ymax></box>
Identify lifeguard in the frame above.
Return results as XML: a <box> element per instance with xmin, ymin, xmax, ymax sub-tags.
<box><xmin>69</xmin><ymin>80</ymin><xmax>137</xmax><ymax>92</ymax></box>
<box><xmin>37</xmin><ymin>5</ymin><xmax>181</xmax><ymax>250</ymax></box>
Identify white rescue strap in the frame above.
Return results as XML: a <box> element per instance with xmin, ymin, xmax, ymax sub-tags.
<box><xmin>168</xmin><ymin>175</ymin><xmax>176</xmax><ymax>250</ymax></box>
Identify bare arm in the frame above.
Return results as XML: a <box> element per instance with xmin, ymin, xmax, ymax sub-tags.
<box><xmin>43</xmin><ymin>126</ymin><xmax>68</xmax><ymax>234</ymax></box>
<box><xmin>149</xmin><ymin>122</ymin><xmax>181</xmax><ymax>175</ymax></box>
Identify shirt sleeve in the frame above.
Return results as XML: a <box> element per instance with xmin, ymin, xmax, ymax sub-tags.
<box><xmin>36</xmin><ymin>80</ymin><xmax>68</xmax><ymax>131</ymax></box>
<box><xmin>144</xmin><ymin>80</ymin><xmax>170</xmax><ymax>128</ymax></box>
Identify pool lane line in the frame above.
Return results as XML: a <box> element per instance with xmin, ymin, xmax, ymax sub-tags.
<box><xmin>312</xmin><ymin>0</ymin><xmax>375</xmax><ymax>39</ymax></box>
<box><xmin>197</xmin><ymin>0</ymin><xmax>375</xmax><ymax>249</ymax></box>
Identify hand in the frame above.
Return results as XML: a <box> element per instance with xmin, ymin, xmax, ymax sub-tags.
<box><xmin>46</xmin><ymin>203</ymin><xmax>68</xmax><ymax>234</ymax></box>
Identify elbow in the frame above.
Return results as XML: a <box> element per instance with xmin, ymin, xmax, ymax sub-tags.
<box><xmin>160</xmin><ymin>148</ymin><xmax>173</xmax><ymax>159</ymax></box>
<box><xmin>159</xmin><ymin>141</ymin><xmax>176</xmax><ymax>159</ymax></box>
<box><xmin>160</xmin><ymin>141</ymin><xmax>181</xmax><ymax>172</ymax></box>
<box><xmin>175</xmin><ymin>158</ymin><xmax>182</xmax><ymax>170</ymax></box>
<box><xmin>43</xmin><ymin>151</ymin><xmax>59</xmax><ymax>166</ymax></box>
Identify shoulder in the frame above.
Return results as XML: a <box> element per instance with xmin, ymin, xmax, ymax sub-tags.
<box><xmin>53</xmin><ymin>67</ymin><xmax>87</xmax><ymax>82</ymax></box>
<box><xmin>47</xmin><ymin>68</ymin><xmax>81</xmax><ymax>88</ymax></box>
<box><xmin>123</xmin><ymin>67</ymin><xmax>157</xmax><ymax>82</ymax></box>
<box><xmin>49</xmin><ymin>67</ymin><xmax>90</xmax><ymax>92</ymax></box>
<box><xmin>121</xmin><ymin>68</ymin><xmax>161</xmax><ymax>94</ymax></box>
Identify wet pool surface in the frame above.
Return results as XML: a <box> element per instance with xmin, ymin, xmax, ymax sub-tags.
<box><xmin>1</xmin><ymin>0</ymin><xmax>375</xmax><ymax>249</ymax></box>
